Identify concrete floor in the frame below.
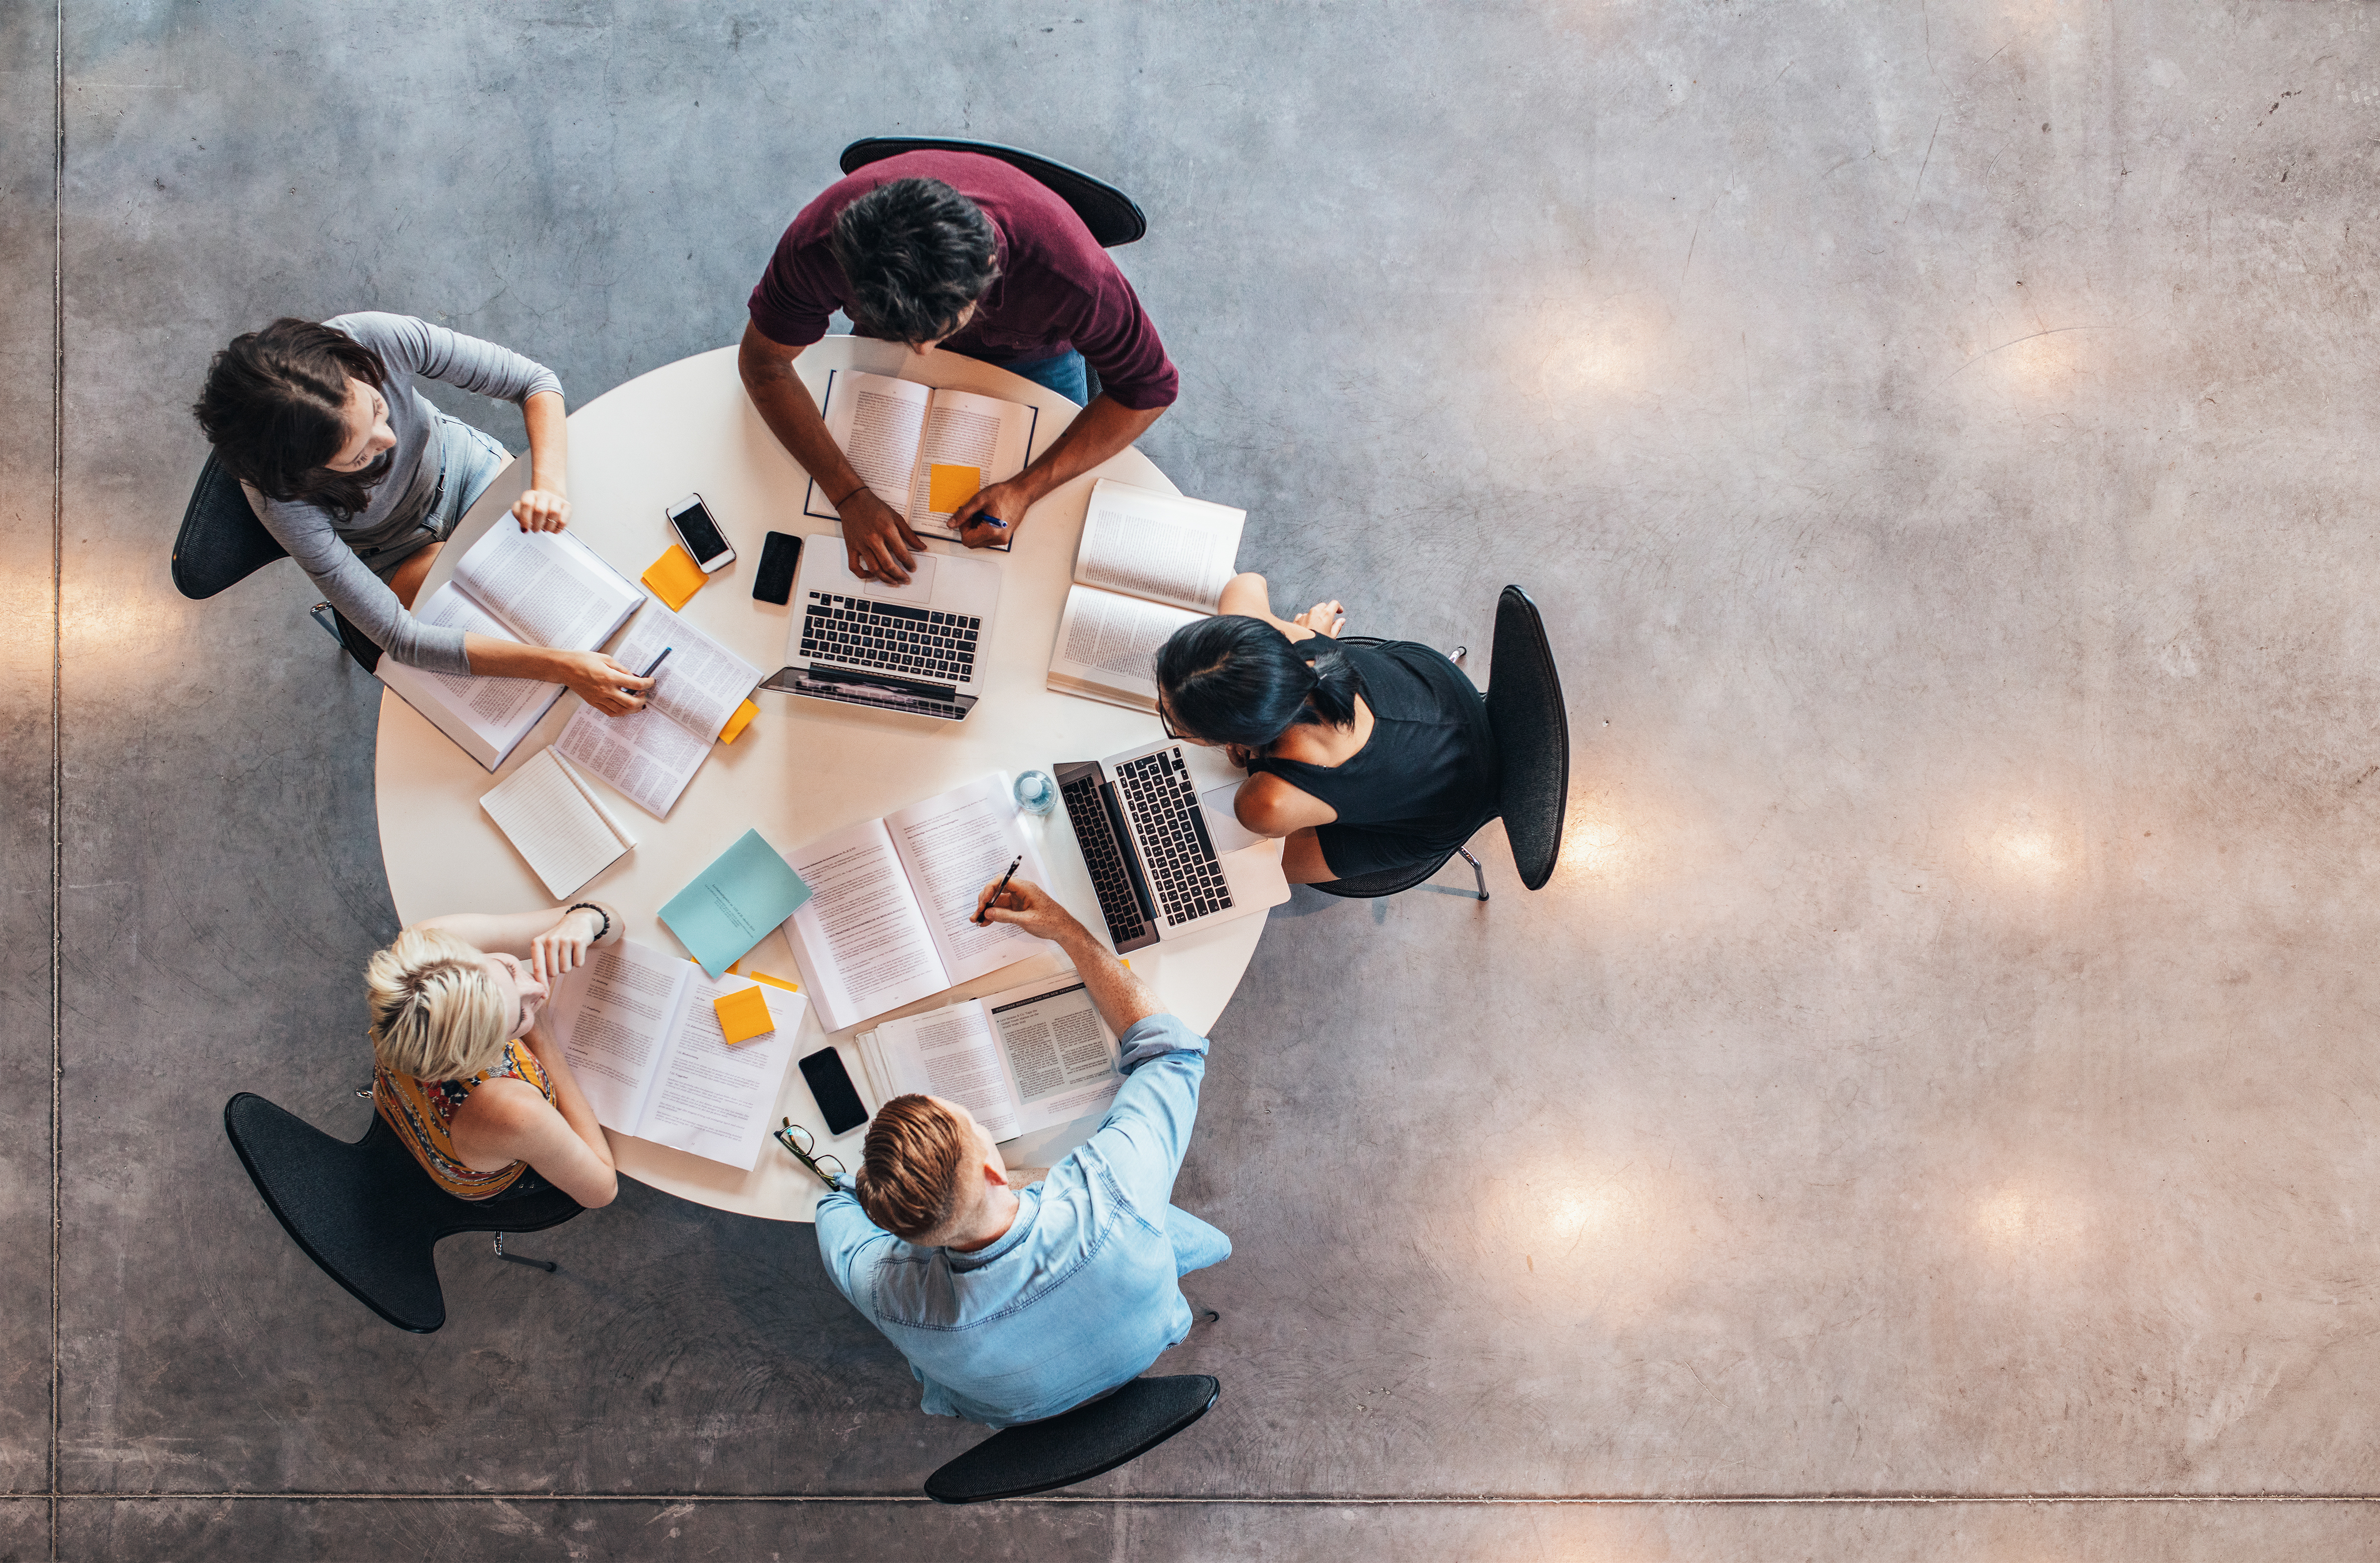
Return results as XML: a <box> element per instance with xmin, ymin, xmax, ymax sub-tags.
<box><xmin>9</xmin><ymin>0</ymin><xmax>2380</xmax><ymax>1557</ymax></box>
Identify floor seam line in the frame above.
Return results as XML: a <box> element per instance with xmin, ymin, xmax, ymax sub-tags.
<box><xmin>30</xmin><ymin>1493</ymin><xmax>2380</xmax><ymax>1506</ymax></box>
<box><xmin>48</xmin><ymin>0</ymin><xmax>65</xmax><ymax>1555</ymax></box>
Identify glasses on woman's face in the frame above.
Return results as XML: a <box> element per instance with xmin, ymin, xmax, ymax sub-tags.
<box><xmin>1157</xmin><ymin>701</ymin><xmax>1212</xmax><ymax>746</ymax></box>
<box><xmin>774</xmin><ymin>1119</ymin><xmax>847</xmax><ymax>1188</ymax></box>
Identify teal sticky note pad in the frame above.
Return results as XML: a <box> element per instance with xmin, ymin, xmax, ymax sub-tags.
<box><xmin>658</xmin><ymin>829</ymin><xmax>814</xmax><ymax>978</ymax></box>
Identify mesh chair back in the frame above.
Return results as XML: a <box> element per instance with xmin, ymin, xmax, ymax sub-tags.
<box><xmin>839</xmin><ymin>138</ymin><xmax>1148</xmax><ymax>248</ymax></box>
<box><xmin>173</xmin><ymin>453</ymin><xmax>287</xmax><ymax>600</ymax></box>
<box><xmin>1484</xmin><ymin>587</ymin><xmax>1569</xmax><ymax>890</ymax></box>
<box><xmin>223</xmin><ymin>1093</ymin><xmax>581</xmax><ymax>1334</ymax></box>
<box><xmin>923</xmin><ymin>1375</ymin><xmax>1220</xmax><ymax>1504</ymax></box>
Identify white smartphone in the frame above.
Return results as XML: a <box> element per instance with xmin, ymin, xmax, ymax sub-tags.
<box><xmin>667</xmin><ymin>493</ymin><xmax>736</xmax><ymax>572</ymax></box>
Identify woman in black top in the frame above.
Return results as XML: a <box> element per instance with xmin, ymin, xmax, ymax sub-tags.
<box><xmin>1153</xmin><ymin>574</ymin><xmax>1498</xmax><ymax>884</ymax></box>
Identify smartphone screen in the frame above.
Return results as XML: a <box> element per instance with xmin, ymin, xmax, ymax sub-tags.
<box><xmin>669</xmin><ymin>496</ymin><xmax>733</xmax><ymax>566</ymax></box>
<box><xmin>800</xmin><ymin>1047</ymin><xmax>871</xmax><ymax>1137</ymax></box>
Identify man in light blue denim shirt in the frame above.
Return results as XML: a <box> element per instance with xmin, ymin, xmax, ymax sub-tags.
<box><xmin>814</xmin><ymin>877</ymin><xmax>1231</xmax><ymax>1427</ymax></box>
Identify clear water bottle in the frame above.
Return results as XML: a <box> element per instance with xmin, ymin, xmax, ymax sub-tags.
<box><xmin>1013</xmin><ymin>768</ymin><xmax>1057</xmax><ymax>815</ymax></box>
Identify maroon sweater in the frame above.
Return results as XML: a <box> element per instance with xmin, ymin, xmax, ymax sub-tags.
<box><xmin>747</xmin><ymin>150</ymin><xmax>1178</xmax><ymax>412</ymax></box>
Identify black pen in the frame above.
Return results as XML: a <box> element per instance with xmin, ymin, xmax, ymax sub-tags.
<box><xmin>622</xmin><ymin>646</ymin><xmax>671</xmax><ymax>700</ymax></box>
<box><xmin>977</xmin><ymin>854</ymin><xmax>1023</xmax><ymax>924</ymax></box>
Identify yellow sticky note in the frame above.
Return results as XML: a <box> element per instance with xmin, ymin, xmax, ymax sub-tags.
<box><xmin>717</xmin><ymin>697</ymin><xmax>758</xmax><ymax>745</ymax></box>
<box><xmin>928</xmin><ymin>463</ymin><xmax>983</xmax><ymax>515</ymax></box>
<box><xmin>713</xmin><ymin>984</ymin><xmax>775</xmax><ymax>1046</ymax></box>
<box><xmin>642</xmin><ymin>544</ymin><xmax>707</xmax><ymax>611</ymax></box>
<box><xmin>748</xmin><ymin>971</ymin><xmax>802</xmax><ymax>995</ymax></box>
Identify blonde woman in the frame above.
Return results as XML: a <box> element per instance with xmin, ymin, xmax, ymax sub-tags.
<box><xmin>366</xmin><ymin>903</ymin><xmax>622</xmax><ymax>1208</ymax></box>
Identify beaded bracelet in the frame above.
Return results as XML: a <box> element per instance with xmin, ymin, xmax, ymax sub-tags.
<box><xmin>565</xmin><ymin>902</ymin><xmax>612</xmax><ymax>943</ymax></box>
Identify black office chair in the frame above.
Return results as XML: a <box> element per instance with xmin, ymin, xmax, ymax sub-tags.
<box><xmin>1311</xmin><ymin>586</ymin><xmax>1571</xmax><ymax>901</ymax></box>
<box><xmin>223</xmin><ymin>1092</ymin><xmax>582</xmax><ymax>1334</ymax></box>
<box><xmin>173</xmin><ymin>452</ymin><xmax>382</xmax><ymax>674</ymax></box>
<box><xmin>923</xmin><ymin>1375</ymin><xmax>1220</xmax><ymax>1504</ymax></box>
<box><xmin>839</xmin><ymin>137</ymin><xmax>1147</xmax><ymax>248</ymax></box>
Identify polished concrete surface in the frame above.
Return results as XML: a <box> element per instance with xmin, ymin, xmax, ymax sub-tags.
<box><xmin>10</xmin><ymin>0</ymin><xmax>2380</xmax><ymax>1557</ymax></box>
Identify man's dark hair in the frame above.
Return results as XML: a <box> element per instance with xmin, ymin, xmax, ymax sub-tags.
<box><xmin>830</xmin><ymin>178</ymin><xmax>1000</xmax><ymax>346</ymax></box>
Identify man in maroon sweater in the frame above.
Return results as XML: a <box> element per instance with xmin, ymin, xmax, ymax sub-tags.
<box><xmin>740</xmin><ymin>150</ymin><xmax>1179</xmax><ymax>583</ymax></box>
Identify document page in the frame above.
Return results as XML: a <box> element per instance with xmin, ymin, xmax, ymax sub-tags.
<box><xmin>810</xmin><ymin>371</ymin><xmax>932</xmax><ymax>517</ymax></box>
<box><xmin>479</xmin><ymin>749</ymin><xmax>634</xmax><ymax>898</ymax></box>
<box><xmin>780</xmin><ymin>818</ymin><xmax>948</xmax><ymax>1031</ymax></box>
<box><xmin>1072</xmin><ymin>480</ymin><xmax>1246</xmax><ymax>613</ymax></box>
<box><xmin>905</xmin><ymin>386</ymin><xmax>1036</xmax><ymax>540</ymax></box>
<box><xmin>1046</xmin><ymin>583</ymin><xmax>1202</xmax><ymax>709</ymax></box>
<box><xmin>612</xmin><ymin>604</ymin><xmax>761</xmax><ymax>742</ymax></box>
<box><xmin>455</xmin><ymin>524</ymin><xmax>639</xmax><ymax>652</ymax></box>
<box><xmin>886</xmin><ymin>774</ymin><xmax>1054</xmax><ymax>987</ymax></box>
<box><xmin>635</xmin><ymin>973</ymin><xmax>808</xmax><ymax>1168</ymax></box>
<box><xmin>545</xmin><ymin>938</ymin><xmax>694</xmax><ymax>1131</ymax></box>
<box><xmin>881</xmin><ymin>1003</ymin><xmax>1023</xmax><ymax>1143</ymax></box>
<box><xmin>377</xmin><ymin>585</ymin><xmax>566</xmax><ymax>768</ymax></box>
<box><xmin>554</xmin><ymin>700</ymin><xmax>710</xmax><ymax>819</ymax></box>
<box><xmin>987</xmin><ymin>980</ymin><xmax>1122</xmax><ymax>1133</ymax></box>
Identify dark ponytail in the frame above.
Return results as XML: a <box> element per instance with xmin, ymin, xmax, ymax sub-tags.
<box><xmin>1154</xmin><ymin>615</ymin><xmax>1363</xmax><ymax>748</ymax></box>
<box><xmin>191</xmin><ymin>318</ymin><xmax>389</xmax><ymax>519</ymax></box>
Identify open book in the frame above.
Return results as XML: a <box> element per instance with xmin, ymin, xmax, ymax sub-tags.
<box><xmin>545</xmin><ymin>938</ymin><xmax>809</xmax><ymax>1170</ymax></box>
<box><xmin>802</xmin><ymin>369</ymin><xmax>1042</xmax><ymax>543</ymax></box>
<box><xmin>479</xmin><ymin>748</ymin><xmax>638</xmax><ymax>898</ymax></box>
<box><xmin>1046</xmin><ymin>479</ymin><xmax>1248</xmax><ymax>710</ymax></box>
<box><xmin>378</xmin><ymin>524</ymin><xmax>644</xmax><ymax>770</ymax></box>
<box><xmin>779</xmin><ymin>773</ymin><xmax>1056</xmax><ymax>1032</ymax></box>
<box><xmin>856</xmin><ymin>979</ymin><xmax>1120</xmax><ymax>1144</ymax></box>
<box><xmin>554</xmin><ymin>603</ymin><xmax>762</xmax><ymax>818</ymax></box>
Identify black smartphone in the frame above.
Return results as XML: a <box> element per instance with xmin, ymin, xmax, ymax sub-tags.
<box><xmin>799</xmin><ymin>1046</ymin><xmax>870</xmax><ymax>1137</ymax></box>
<box><xmin>754</xmin><ymin>530</ymin><xmax>802</xmax><ymax>605</ymax></box>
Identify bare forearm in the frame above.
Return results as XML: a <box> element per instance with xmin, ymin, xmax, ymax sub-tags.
<box><xmin>527</xmin><ymin>1037</ymin><xmax>618</xmax><ymax>1168</ymax></box>
<box><xmin>1050</xmin><ymin>919</ymin><xmax>1164</xmax><ymax>1035</ymax></box>
<box><xmin>522</xmin><ymin>390</ymin><xmax>568</xmax><ymax>495</ymax></box>
<box><xmin>739</xmin><ymin>331</ymin><xmax>867</xmax><ymax>503</ymax></box>
<box><xmin>1015</xmin><ymin>397</ymin><xmax>1162</xmax><ymax>501</ymax></box>
<box><xmin>460</xmin><ymin>632</ymin><xmax>576</xmax><ymax>683</ymax></box>
<box><xmin>420</xmin><ymin>900</ymin><xmax>619</xmax><ymax>958</ymax></box>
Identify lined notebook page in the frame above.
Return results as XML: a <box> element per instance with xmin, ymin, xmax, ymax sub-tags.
<box><xmin>480</xmin><ymin>749</ymin><xmax>634</xmax><ymax>897</ymax></box>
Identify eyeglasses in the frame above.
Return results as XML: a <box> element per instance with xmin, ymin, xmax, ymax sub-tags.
<box><xmin>774</xmin><ymin>1119</ymin><xmax>847</xmax><ymax>1188</ymax></box>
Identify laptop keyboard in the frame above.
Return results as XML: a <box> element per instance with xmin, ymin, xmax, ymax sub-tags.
<box><xmin>1062</xmin><ymin>770</ymin><xmax>1153</xmax><ymax>946</ymax></box>
<box><xmin>801</xmin><ymin>593</ymin><xmax>979</xmax><ymax>685</ymax></box>
<box><xmin>1115</xmin><ymin>750</ymin><xmax>1233</xmax><ymax>927</ymax></box>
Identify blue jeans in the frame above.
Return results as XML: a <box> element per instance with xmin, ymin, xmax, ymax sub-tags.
<box><xmin>1166</xmin><ymin>1204</ymin><xmax>1231</xmax><ymax>1276</ymax></box>
<box><xmin>366</xmin><ymin>415</ymin><xmax>511</xmax><ymax>580</ymax></box>
<box><xmin>994</xmin><ymin>348</ymin><xmax>1089</xmax><ymax>406</ymax></box>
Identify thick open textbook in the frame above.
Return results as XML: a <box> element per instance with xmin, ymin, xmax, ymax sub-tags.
<box><xmin>856</xmin><ymin>978</ymin><xmax>1120</xmax><ymax>1144</ymax></box>
<box><xmin>554</xmin><ymin>604</ymin><xmax>762</xmax><ymax>818</ymax></box>
<box><xmin>778</xmin><ymin>774</ymin><xmax>1057</xmax><ymax>1032</ymax></box>
<box><xmin>479</xmin><ymin>748</ymin><xmax>637</xmax><ymax>898</ymax></box>
<box><xmin>545</xmin><ymin>937</ymin><xmax>809</xmax><ymax>1170</ymax></box>
<box><xmin>377</xmin><ymin>524</ymin><xmax>644</xmax><ymax>770</ymax></box>
<box><xmin>802</xmin><ymin>369</ymin><xmax>1042</xmax><ymax>543</ymax></box>
<box><xmin>1046</xmin><ymin>479</ymin><xmax>1248</xmax><ymax>710</ymax></box>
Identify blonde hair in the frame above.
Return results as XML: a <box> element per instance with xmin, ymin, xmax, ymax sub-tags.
<box><xmin>365</xmin><ymin>926</ymin><xmax>513</xmax><ymax>1081</ymax></box>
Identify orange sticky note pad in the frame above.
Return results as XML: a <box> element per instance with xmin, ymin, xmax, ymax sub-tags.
<box><xmin>927</xmin><ymin>463</ymin><xmax>983</xmax><ymax>514</ymax></box>
<box><xmin>717</xmin><ymin>697</ymin><xmax>758</xmax><ymax>745</ymax></box>
<box><xmin>642</xmin><ymin>544</ymin><xmax>707</xmax><ymax>611</ymax></box>
<box><xmin>713</xmin><ymin>984</ymin><xmax>775</xmax><ymax>1046</ymax></box>
<box><xmin>748</xmin><ymin>971</ymin><xmax>802</xmax><ymax>994</ymax></box>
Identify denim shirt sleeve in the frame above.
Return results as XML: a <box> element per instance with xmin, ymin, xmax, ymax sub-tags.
<box><xmin>813</xmin><ymin>1179</ymin><xmax>897</xmax><ymax>1307</ymax></box>
<box><xmin>1085</xmin><ymin>1012</ymin><xmax>1210</xmax><ymax>1214</ymax></box>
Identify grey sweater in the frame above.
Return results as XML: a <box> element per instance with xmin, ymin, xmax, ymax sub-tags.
<box><xmin>251</xmin><ymin>313</ymin><xmax>564</xmax><ymax>674</ymax></box>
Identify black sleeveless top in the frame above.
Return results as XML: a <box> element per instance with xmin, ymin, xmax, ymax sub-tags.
<box><xmin>1246</xmin><ymin>636</ymin><xmax>1499</xmax><ymax>878</ymax></box>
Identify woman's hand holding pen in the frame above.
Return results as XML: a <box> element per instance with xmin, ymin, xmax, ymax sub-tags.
<box><xmin>552</xmin><ymin>650</ymin><xmax>654</xmax><ymax>717</ymax></box>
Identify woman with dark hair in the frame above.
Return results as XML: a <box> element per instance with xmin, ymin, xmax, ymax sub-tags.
<box><xmin>192</xmin><ymin>313</ymin><xmax>651</xmax><ymax>715</ymax></box>
<box><xmin>1153</xmin><ymin>575</ymin><xmax>1498</xmax><ymax>885</ymax></box>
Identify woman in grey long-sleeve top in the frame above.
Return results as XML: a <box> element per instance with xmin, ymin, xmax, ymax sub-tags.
<box><xmin>192</xmin><ymin>313</ymin><xmax>651</xmax><ymax>715</ymax></box>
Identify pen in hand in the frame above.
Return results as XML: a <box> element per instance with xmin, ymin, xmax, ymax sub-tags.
<box><xmin>623</xmin><ymin>645</ymin><xmax>672</xmax><ymax>698</ymax></box>
<box><xmin>976</xmin><ymin>854</ymin><xmax>1024</xmax><ymax>924</ymax></box>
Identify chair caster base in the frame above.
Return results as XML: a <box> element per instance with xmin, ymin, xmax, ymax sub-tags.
<box><xmin>1459</xmin><ymin>848</ymin><xmax>1489</xmax><ymax>901</ymax></box>
<box><xmin>492</xmin><ymin>1231</ymin><xmax>557</xmax><ymax>1272</ymax></box>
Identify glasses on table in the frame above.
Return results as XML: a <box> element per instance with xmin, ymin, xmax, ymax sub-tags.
<box><xmin>774</xmin><ymin>1118</ymin><xmax>846</xmax><ymax>1189</ymax></box>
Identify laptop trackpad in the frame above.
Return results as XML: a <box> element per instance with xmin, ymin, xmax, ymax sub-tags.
<box><xmin>1198</xmin><ymin>783</ymin><xmax>1264</xmax><ymax>854</ymax></box>
<box><xmin>816</xmin><ymin>543</ymin><xmax>939</xmax><ymax>603</ymax></box>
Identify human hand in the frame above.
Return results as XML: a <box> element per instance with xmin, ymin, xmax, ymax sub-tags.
<box><xmin>973</xmin><ymin>876</ymin><xmax>1086</xmax><ymax>945</ymax></box>
<box><xmin>529</xmin><ymin>903</ymin><xmax>608</xmax><ymax>983</ymax></box>
<box><xmin>951</xmin><ymin>476</ymin><xmax>1034</xmax><ymax>551</ymax></box>
<box><xmin>1293</xmin><ymin>599</ymin><xmax>1346</xmax><ymax>637</ymax></box>
<box><xmin>839</xmin><ymin>488</ymin><xmax>923</xmax><ymax>584</ymax></box>
<box><xmin>555</xmin><ymin>650</ymin><xmax>655</xmax><ymax>717</ymax></box>
<box><xmin>512</xmin><ymin>487</ymin><xmax>571</xmax><ymax>533</ymax></box>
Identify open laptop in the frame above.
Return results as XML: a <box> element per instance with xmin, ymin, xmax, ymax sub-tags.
<box><xmin>759</xmin><ymin>531</ymin><xmax>1003</xmax><ymax>721</ymax></box>
<box><xmin>1056</xmin><ymin>738</ymin><xmax>1292</xmax><ymax>953</ymax></box>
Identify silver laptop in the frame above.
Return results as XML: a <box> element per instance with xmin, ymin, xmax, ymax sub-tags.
<box><xmin>759</xmin><ymin>531</ymin><xmax>1004</xmax><ymax>721</ymax></box>
<box><xmin>1055</xmin><ymin>738</ymin><xmax>1292</xmax><ymax>953</ymax></box>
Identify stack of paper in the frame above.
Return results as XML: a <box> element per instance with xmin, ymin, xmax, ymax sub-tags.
<box><xmin>479</xmin><ymin>749</ymin><xmax>637</xmax><ymax>897</ymax></box>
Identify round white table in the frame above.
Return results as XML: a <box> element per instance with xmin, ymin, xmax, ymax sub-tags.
<box><xmin>375</xmin><ymin>338</ymin><xmax>1266</xmax><ymax>1222</ymax></box>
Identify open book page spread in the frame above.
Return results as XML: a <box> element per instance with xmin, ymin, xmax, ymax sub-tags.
<box><xmin>613</xmin><ymin>603</ymin><xmax>762</xmax><ymax>741</ymax></box>
<box><xmin>400</xmin><ymin>587</ymin><xmax>560</xmax><ymax>728</ymax></box>
<box><xmin>826</xmin><ymin>372</ymin><xmax>931</xmax><ymax>514</ymax></box>
<box><xmin>1076</xmin><ymin>481</ymin><xmax>1247</xmax><ymax>613</ymax></box>
<box><xmin>904</xmin><ymin>386</ymin><xmax>1033</xmax><ymax>536</ymax></box>
<box><xmin>886</xmin><ymin>774</ymin><xmax>1054</xmax><ymax>986</ymax></box>
<box><xmin>637</xmin><ymin>969</ymin><xmax>806</xmax><ymax>1169</ymax></box>
<box><xmin>1047</xmin><ymin>583</ymin><xmax>1202</xmax><ymax>708</ymax></box>
<box><xmin>479</xmin><ymin>749</ymin><xmax>634</xmax><ymax>898</ymax></box>
<box><xmin>549</xmin><ymin>938</ymin><xmax>691</xmax><ymax>1130</ymax></box>
<box><xmin>781</xmin><ymin>819</ymin><xmax>948</xmax><ymax>1031</ymax></box>
<box><xmin>901</xmin><ymin>1005</ymin><xmax>1022</xmax><ymax>1142</ymax></box>
<box><xmin>555</xmin><ymin>700</ymin><xmax>710</xmax><ymax>819</ymax></box>
<box><xmin>988</xmin><ymin>982</ymin><xmax>1122</xmax><ymax>1126</ymax></box>
<box><xmin>454</xmin><ymin>523</ymin><xmax>640</xmax><ymax>652</ymax></box>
